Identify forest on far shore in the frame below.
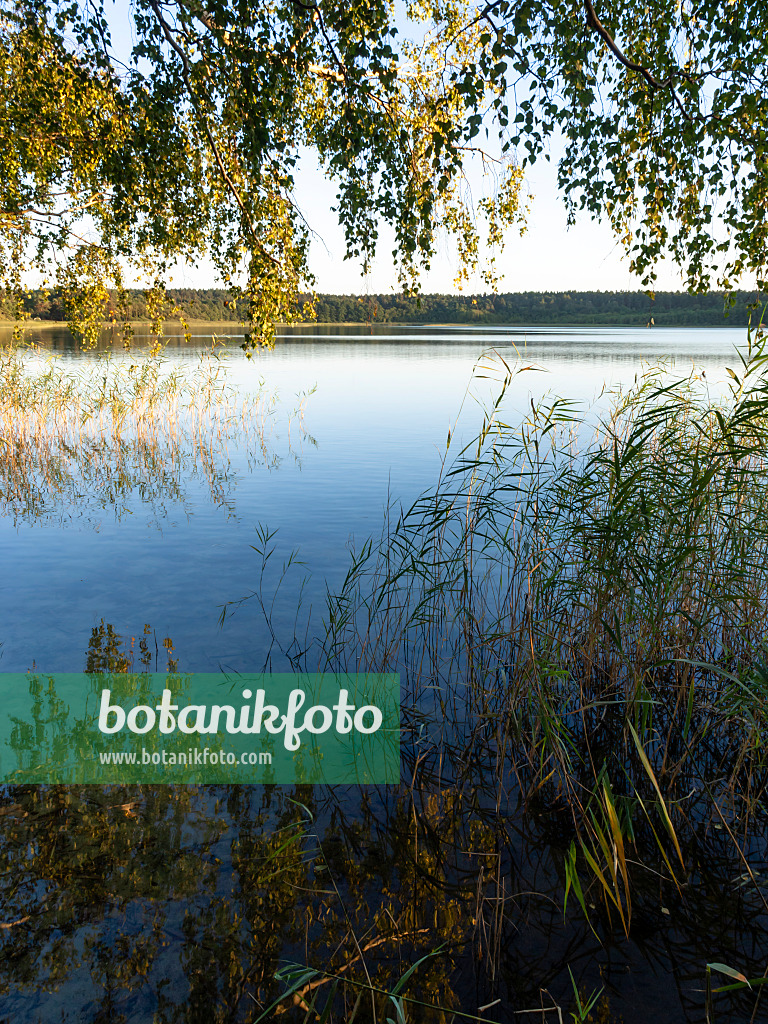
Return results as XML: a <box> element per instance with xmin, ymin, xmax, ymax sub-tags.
<box><xmin>3</xmin><ymin>288</ymin><xmax>765</xmax><ymax>327</ymax></box>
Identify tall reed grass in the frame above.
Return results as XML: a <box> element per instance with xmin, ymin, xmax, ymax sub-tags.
<box><xmin>266</xmin><ymin>331</ymin><xmax>768</xmax><ymax>959</ymax></box>
<box><xmin>6</xmin><ymin>329</ymin><xmax>768</xmax><ymax>1021</ymax></box>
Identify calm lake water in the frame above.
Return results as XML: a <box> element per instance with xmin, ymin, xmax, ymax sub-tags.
<box><xmin>0</xmin><ymin>323</ymin><xmax>749</xmax><ymax>675</ymax></box>
<box><xmin>1</xmin><ymin>322</ymin><xmax>763</xmax><ymax>1024</ymax></box>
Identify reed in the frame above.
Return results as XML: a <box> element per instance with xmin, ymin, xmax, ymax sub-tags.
<box><xmin>281</xmin><ymin>330</ymin><xmax>768</xmax><ymax>955</ymax></box>
<box><xmin>0</xmin><ymin>339</ymin><xmax>309</xmax><ymax>522</ymax></box>
<box><xmin>192</xmin><ymin>329</ymin><xmax>768</xmax><ymax>1019</ymax></box>
<box><xmin>6</xmin><ymin>330</ymin><xmax>768</xmax><ymax>1020</ymax></box>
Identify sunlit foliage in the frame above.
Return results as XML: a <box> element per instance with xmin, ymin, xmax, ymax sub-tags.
<box><xmin>2</xmin><ymin>0</ymin><xmax>765</xmax><ymax>348</ymax></box>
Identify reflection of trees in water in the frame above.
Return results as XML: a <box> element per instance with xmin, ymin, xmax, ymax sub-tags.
<box><xmin>0</xmin><ymin>785</ymin><xmax>483</xmax><ymax>1021</ymax></box>
<box><xmin>0</xmin><ymin>346</ymin><xmax>314</xmax><ymax>526</ymax></box>
<box><xmin>86</xmin><ymin>620</ymin><xmax>178</xmax><ymax>674</ymax></box>
<box><xmin>0</xmin><ymin>625</ymin><xmax>494</xmax><ymax>1021</ymax></box>
<box><xmin>1</xmin><ymin>626</ymin><xmax>767</xmax><ymax>1023</ymax></box>
<box><xmin>5</xmin><ymin>777</ymin><xmax>766</xmax><ymax>1022</ymax></box>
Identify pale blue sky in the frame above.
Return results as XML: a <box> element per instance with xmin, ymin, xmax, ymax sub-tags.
<box><xmin>103</xmin><ymin>0</ymin><xmax>709</xmax><ymax>295</ymax></box>
<box><xmin>166</xmin><ymin>149</ymin><xmax>693</xmax><ymax>294</ymax></box>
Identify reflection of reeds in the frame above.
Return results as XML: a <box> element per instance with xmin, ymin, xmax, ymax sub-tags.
<box><xmin>260</xmin><ymin>331</ymin><xmax>768</xmax><ymax>964</ymax></box>
<box><xmin>0</xmin><ymin>343</ymin><xmax>307</xmax><ymax>523</ymax></box>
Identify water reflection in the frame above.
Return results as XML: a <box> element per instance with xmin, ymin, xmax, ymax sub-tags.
<box><xmin>2</xmin><ymin>327</ymin><xmax>765</xmax><ymax>1022</ymax></box>
<box><xmin>0</xmin><ymin>343</ymin><xmax>314</xmax><ymax>527</ymax></box>
<box><xmin>1</xmin><ymin>623</ymin><xmax>767</xmax><ymax>1023</ymax></box>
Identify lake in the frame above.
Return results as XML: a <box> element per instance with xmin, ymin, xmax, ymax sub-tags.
<box><xmin>1</xmin><ymin>322</ymin><xmax>765</xmax><ymax>1024</ymax></box>
<box><xmin>0</xmin><ymin>323</ymin><xmax>747</xmax><ymax>674</ymax></box>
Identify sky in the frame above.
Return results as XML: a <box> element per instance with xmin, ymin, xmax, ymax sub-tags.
<box><xmin>165</xmin><ymin>141</ymin><xmax>693</xmax><ymax>297</ymax></box>
<box><xmin>284</xmin><ymin>152</ymin><xmax>690</xmax><ymax>296</ymax></box>
<box><xmin>108</xmin><ymin>0</ymin><xmax>700</xmax><ymax>297</ymax></box>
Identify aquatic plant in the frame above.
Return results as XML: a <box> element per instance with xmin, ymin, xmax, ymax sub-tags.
<box><xmin>0</xmin><ymin>338</ymin><xmax>311</xmax><ymax>524</ymax></box>
<box><xmin>6</xmin><ymin>331</ymin><xmax>768</xmax><ymax>1022</ymax></box>
<box><xmin>207</xmin><ymin>330</ymin><xmax>768</xmax><ymax>1020</ymax></box>
<box><xmin>257</xmin><ymin>329</ymin><xmax>768</xmax><ymax>1018</ymax></box>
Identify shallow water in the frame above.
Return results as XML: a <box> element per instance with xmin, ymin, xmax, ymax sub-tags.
<box><xmin>0</xmin><ymin>323</ymin><xmax>747</xmax><ymax>674</ymax></box>
<box><xmin>1</xmin><ymin>322</ymin><xmax>765</xmax><ymax>1024</ymax></box>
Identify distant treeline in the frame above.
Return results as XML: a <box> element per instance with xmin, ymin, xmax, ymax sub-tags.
<box><xmin>0</xmin><ymin>288</ymin><xmax>239</xmax><ymax>323</ymax></box>
<box><xmin>310</xmin><ymin>290</ymin><xmax>765</xmax><ymax>326</ymax></box>
<box><xmin>3</xmin><ymin>287</ymin><xmax>765</xmax><ymax>327</ymax></box>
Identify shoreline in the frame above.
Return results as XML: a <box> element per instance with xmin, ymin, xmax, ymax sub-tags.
<box><xmin>0</xmin><ymin>318</ymin><xmax>744</xmax><ymax>331</ymax></box>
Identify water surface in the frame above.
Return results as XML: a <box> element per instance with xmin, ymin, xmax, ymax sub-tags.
<box><xmin>0</xmin><ymin>323</ymin><xmax>761</xmax><ymax>1024</ymax></box>
<box><xmin>0</xmin><ymin>323</ymin><xmax>747</xmax><ymax>674</ymax></box>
